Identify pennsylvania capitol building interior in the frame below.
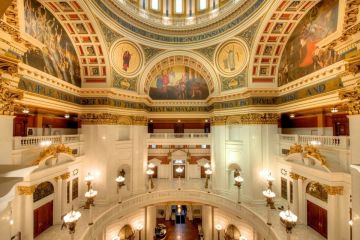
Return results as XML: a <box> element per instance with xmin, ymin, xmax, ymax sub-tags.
<box><xmin>0</xmin><ymin>0</ymin><xmax>360</xmax><ymax>240</ymax></box>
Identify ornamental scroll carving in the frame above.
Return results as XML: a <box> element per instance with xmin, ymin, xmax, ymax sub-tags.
<box><xmin>339</xmin><ymin>79</ymin><xmax>360</xmax><ymax>115</ymax></box>
<box><xmin>32</xmin><ymin>144</ymin><xmax>73</xmax><ymax>166</ymax></box>
<box><xmin>0</xmin><ymin>78</ymin><xmax>22</xmax><ymax>115</ymax></box>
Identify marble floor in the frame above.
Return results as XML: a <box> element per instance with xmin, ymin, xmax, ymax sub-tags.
<box><xmin>156</xmin><ymin>219</ymin><xmax>202</xmax><ymax>240</ymax></box>
<box><xmin>35</xmin><ymin>179</ymin><xmax>326</xmax><ymax>240</ymax></box>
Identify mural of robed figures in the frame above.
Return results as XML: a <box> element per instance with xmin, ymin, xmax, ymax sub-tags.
<box><xmin>278</xmin><ymin>0</ymin><xmax>341</xmax><ymax>86</ymax></box>
<box><xmin>149</xmin><ymin>66</ymin><xmax>209</xmax><ymax>100</ymax></box>
<box><xmin>122</xmin><ymin>50</ymin><xmax>132</xmax><ymax>72</ymax></box>
<box><xmin>23</xmin><ymin>0</ymin><xmax>81</xmax><ymax>87</ymax></box>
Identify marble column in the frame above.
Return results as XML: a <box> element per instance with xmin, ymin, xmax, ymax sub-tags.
<box><xmin>202</xmin><ymin>205</ymin><xmax>212</xmax><ymax>240</ymax></box>
<box><xmin>131</xmin><ymin>124</ymin><xmax>148</xmax><ymax>194</ymax></box>
<box><xmin>211</xmin><ymin>122</ymin><xmax>226</xmax><ymax>193</ymax></box>
<box><xmin>0</xmin><ymin>115</ymin><xmax>15</xmax><ymax>164</ymax></box>
<box><xmin>54</xmin><ymin>176</ymin><xmax>63</xmax><ymax>224</ymax></box>
<box><xmin>297</xmin><ymin>176</ymin><xmax>307</xmax><ymax>224</ymax></box>
<box><xmin>327</xmin><ymin>186</ymin><xmax>343</xmax><ymax>240</ymax></box>
<box><xmin>349</xmin><ymin>115</ymin><xmax>360</xmax><ymax>240</ymax></box>
<box><xmin>146</xmin><ymin>206</ymin><xmax>156</xmax><ymax>240</ymax></box>
<box><xmin>61</xmin><ymin>173</ymin><xmax>70</xmax><ymax>216</ymax></box>
<box><xmin>289</xmin><ymin>173</ymin><xmax>299</xmax><ymax>215</ymax></box>
<box><xmin>18</xmin><ymin>185</ymin><xmax>36</xmax><ymax>240</ymax></box>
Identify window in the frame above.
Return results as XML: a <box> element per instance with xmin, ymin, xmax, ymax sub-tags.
<box><xmin>290</xmin><ymin>181</ymin><xmax>293</xmax><ymax>203</ymax></box>
<box><xmin>199</xmin><ymin>0</ymin><xmax>207</xmax><ymax>10</ymax></box>
<box><xmin>151</xmin><ymin>0</ymin><xmax>160</xmax><ymax>10</ymax></box>
<box><xmin>281</xmin><ymin>177</ymin><xmax>287</xmax><ymax>200</ymax></box>
<box><xmin>175</xmin><ymin>0</ymin><xmax>184</xmax><ymax>14</ymax></box>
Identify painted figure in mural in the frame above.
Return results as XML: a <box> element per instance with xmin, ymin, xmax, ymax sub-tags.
<box><xmin>149</xmin><ymin>66</ymin><xmax>209</xmax><ymax>100</ymax></box>
<box><xmin>223</xmin><ymin>45</ymin><xmax>236</xmax><ymax>71</ymax></box>
<box><xmin>278</xmin><ymin>0</ymin><xmax>340</xmax><ymax>86</ymax></box>
<box><xmin>122</xmin><ymin>50</ymin><xmax>132</xmax><ymax>72</ymax></box>
<box><xmin>23</xmin><ymin>0</ymin><xmax>81</xmax><ymax>86</ymax></box>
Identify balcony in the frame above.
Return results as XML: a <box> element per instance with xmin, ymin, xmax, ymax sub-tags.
<box><xmin>278</xmin><ymin>134</ymin><xmax>350</xmax><ymax>149</ymax></box>
<box><xmin>11</xmin><ymin>134</ymin><xmax>84</xmax><ymax>165</ymax></box>
<box><xmin>147</xmin><ymin>133</ymin><xmax>211</xmax><ymax>145</ymax></box>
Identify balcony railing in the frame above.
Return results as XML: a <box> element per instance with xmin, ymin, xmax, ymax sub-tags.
<box><xmin>148</xmin><ymin>133</ymin><xmax>211</xmax><ymax>139</ymax></box>
<box><xmin>13</xmin><ymin>134</ymin><xmax>84</xmax><ymax>150</ymax></box>
<box><xmin>279</xmin><ymin>134</ymin><xmax>350</xmax><ymax>149</ymax></box>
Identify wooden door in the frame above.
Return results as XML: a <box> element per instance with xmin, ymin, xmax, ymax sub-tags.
<box><xmin>307</xmin><ymin>200</ymin><xmax>327</xmax><ymax>238</ymax></box>
<box><xmin>174</xmin><ymin>123</ymin><xmax>184</xmax><ymax>133</ymax></box>
<box><xmin>34</xmin><ymin>201</ymin><xmax>53</xmax><ymax>238</ymax></box>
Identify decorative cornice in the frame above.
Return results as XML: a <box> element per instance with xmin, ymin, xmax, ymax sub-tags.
<box><xmin>80</xmin><ymin>113</ymin><xmax>133</xmax><ymax>125</ymax></box>
<box><xmin>60</xmin><ymin>172</ymin><xmax>71</xmax><ymax>180</ymax></box>
<box><xmin>210</xmin><ymin>116</ymin><xmax>227</xmax><ymax>126</ymax></box>
<box><xmin>132</xmin><ymin>116</ymin><xmax>148</xmax><ymax>126</ymax></box>
<box><xmin>32</xmin><ymin>144</ymin><xmax>73</xmax><ymax>166</ymax></box>
<box><xmin>226</xmin><ymin>113</ymin><xmax>279</xmax><ymax>125</ymax></box>
<box><xmin>289</xmin><ymin>172</ymin><xmax>300</xmax><ymax>180</ymax></box>
<box><xmin>324</xmin><ymin>185</ymin><xmax>344</xmax><ymax>196</ymax></box>
<box><xmin>17</xmin><ymin>185</ymin><xmax>36</xmax><ymax>195</ymax></box>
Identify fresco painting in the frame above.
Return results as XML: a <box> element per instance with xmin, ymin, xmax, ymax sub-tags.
<box><xmin>149</xmin><ymin>66</ymin><xmax>209</xmax><ymax>100</ymax></box>
<box><xmin>216</xmin><ymin>40</ymin><xmax>247</xmax><ymax>77</ymax></box>
<box><xmin>23</xmin><ymin>0</ymin><xmax>81</xmax><ymax>87</ymax></box>
<box><xmin>278</xmin><ymin>0</ymin><xmax>340</xmax><ymax>86</ymax></box>
<box><xmin>111</xmin><ymin>40</ymin><xmax>142</xmax><ymax>76</ymax></box>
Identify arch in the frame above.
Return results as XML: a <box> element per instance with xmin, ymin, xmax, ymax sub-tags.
<box><xmin>33</xmin><ymin>181</ymin><xmax>54</xmax><ymax>202</ymax></box>
<box><xmin>224</xmin><ymin>224</ymin><xmax>241</xmax><ymax>240</ymax></box>
<box><xmin>81</xmin><ymin>190</ymin><xmax>279</xmax><ymax>240</ymax></box>
<box><xmin>118</xmin><ymin>224</ymin><xmax>135</xmax><ymax>240</ymax></box>
<box><xmin>248</xmin><ymin>0</ymin><xmax>319</xmax><ymax>86</ymax></box>
<box><xmin>138</xmin><ymin>50</ymin><xmax>221</xmax><ymax>97</ymax></box>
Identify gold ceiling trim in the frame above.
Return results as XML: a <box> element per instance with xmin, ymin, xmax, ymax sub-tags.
<box><xmin>211</xmin><ymin>113</ymin><xmax>279</xmax><ymax>125</ymax></box>
<box><xmin>80</xmin><ymin>113</ymin><xmax>148</xmax><ymax>125</ymax></box>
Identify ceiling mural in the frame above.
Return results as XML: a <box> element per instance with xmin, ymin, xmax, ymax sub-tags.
<box><xmin>97</xmin><ymin>20</ymin><xmax>122</xmax><ymax>49</ymax></box>
<box><xmin>110</xmin><ymin>40</ymin><xmax>144</xmax><ymax>77</ymax></box>
<box><xmin>221</xmin><ymin>71</ymin><xmax>248</xmax><ymax>91</ymax></box>
<box><xmin>149</xmin><ymin>66</ymin><xmax>209</xmax><ymax>100</ymax></box>
<box><xmin>215</xmin><ymin>39</ymin><xmax>249</xmax><ymax>77</ymax></box>
<box><xmin>112</xmin><ymin>71</ymin><xmax>137</xmax><ymax>92</ymax></box>
<box><xmin>278</xmin><ymin>0</ymin><xmax>342</xmax><ymax>86</ymax></box>
<box><xmin>23</xmin><ymin>0</ymin><xmax>81</xmax><ymax>87</ymax></box>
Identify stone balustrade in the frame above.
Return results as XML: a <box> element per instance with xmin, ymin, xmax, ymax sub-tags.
<box><xmin>279</xmin><ymin>134</ymin><xmax>350</xmax><ymax>149</ymax></box>
<box><xmin>13</xmin><ymin>134</ymin><xmax>84</xmax><ymax>150</ymax></box>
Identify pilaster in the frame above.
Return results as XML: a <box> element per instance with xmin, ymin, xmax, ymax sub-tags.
<box><xmin>17</xmin><ymin>185</ymin><xmax>36</xmax><ymax>240</ymax></box>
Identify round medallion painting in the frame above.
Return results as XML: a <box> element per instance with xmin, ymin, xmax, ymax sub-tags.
<box><xmin>110</xmin><ymin>40</ymin><xmax>143</xmax><ymax>77</ymax></box>
<box><xmin>215</xmin><ymin>39</ymin><xmax>248</xmax><ymax>77</ymax></box>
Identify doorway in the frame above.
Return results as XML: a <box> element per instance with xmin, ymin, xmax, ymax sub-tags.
<box><xmin>307</xmin><ymin>200</ymin><xmax>327</xmax><ymax>238</ymax></box>
<box><xmin>34</xmin><ymin>201</ymin><xmax>53</xmax><ymax>238</ymax></box>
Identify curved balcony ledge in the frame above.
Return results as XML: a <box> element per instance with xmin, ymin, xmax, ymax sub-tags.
<box><xmin>35</xmin><ymin>180</ymin><xmax>325</xmax><ymax>240</ymax></box>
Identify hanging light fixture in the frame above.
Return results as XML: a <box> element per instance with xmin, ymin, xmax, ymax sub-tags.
<box><xmin>279</xmin><ymin>207</ymin><xmax>298</xmax><ymax>234</ymax></box>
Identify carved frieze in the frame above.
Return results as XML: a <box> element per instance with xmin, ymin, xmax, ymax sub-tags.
<box><xmin>324</xmin><ymin>185</ymin><xmax>344</xmax><ymax>196</ymax></box>
<box><xmin>132</xmin><ymin>115</ymin><xmax>148</xmax><ymax>126</ymax></box>
<box><xmin>226</xmin><ymin>113</ymin><xmax>279</xmax><ymax>125</ymax></box>
<box><xmin>80</xmin><ymin>113</ymin><xmax>135</xmax><ymax>125</ymax></box>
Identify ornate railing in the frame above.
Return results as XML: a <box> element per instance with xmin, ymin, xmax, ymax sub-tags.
<box><xmin>13</xmin><ymin>134</ymin><xmax>84</xmax><ymax>150</ymax></box>
<box><xmin>148</xmin><ymin>133</ymin><xmax>211</xmax><ymax>139</ymax></box>
<box><xmin>279</xmin><ymin>134</ymin><xmax>350</xmax><ymax>149</ymax></box>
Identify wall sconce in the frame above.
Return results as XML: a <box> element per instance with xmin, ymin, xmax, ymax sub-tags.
<box><xmin>234</xmin><ymin>175</ymin><xmax>244</xmax><ymax>204</ymax></box>
<box><xmin>146</xmin><ymin>168</ymin><xmax>155</xmax><ymax>192</ymax></box>
<box><xmin>115</xmin><ymin>174</ymin><xmax>125</xmax><ymax>204</ymax></box>
<box><xmin>204</xmin><ymin>168</ymin><xmax>213</xmax><ymax>192</ymax></box>
<box><xmin>175</xmin><ymin>166</ymin><xmax>184</xmax><ymax>190</ymax></box>
<box><xmin>279</xmin><ymin>207</ymin><xmax>298</xmax><ymax>235</ymax></box>
<box><xmin>63</xmin><ymin>207</ymin><xmax>81</xmax><ymax>239</ymax></box>
<box><xmin>84</xmin><ymin>188</ymin><xmax>97</xmax><ymax>225</ymax></box>
<box><xmin>84</xmin><ymin>172</ymin><xmax>95</xmax><ymax>191</ymax></box>
<box><xmin>136</xmin><ymin>223</ymin><xmax>144</xmax><ymax>240</ymax></box>
<box><xmin>215</xmin><ymin>224</ymin><xmax>223</xmax><ymax>240</ymax></box>
<box><xmin>262</xmin><ymin>189</ymin><xmax>276</xmax><ymax>226</ymax></box>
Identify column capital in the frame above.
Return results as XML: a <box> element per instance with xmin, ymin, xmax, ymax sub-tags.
<box><xmin>0</xmin><ymin>76</ymin><xmax>23</xmax><ymax>116</ymax></box>
<box><xmin>54</xmin><ymin>176</ymin><xmax>62</xmax><ymax>181</ymax></box>
<box><xmin>325</xmin><ymin>185</ymin><xmax>344</xmax><ymax>195</ymax></box>
<box><xmin>298</xmin><ymin>176</ymin><xmax>307</xmax><ymax>181</ymax></box>
<box><xmin>17</xmin><ymin>185</ymin><xmax>36</xmax><ymax>195</ymax></box>
<box><xmin>60</xmin><ymin>172</ymin><xmax>70</xmax><ymax>180</ymax></box>
<box><xmin>132</xmin><ymin>115</ymin><xmax>148</xmax><ymax>126</ymax></box>
<box><xmin>289</xmin><ymin>172</ymin><xmax>301</xmax><ymax>180</ymax></box>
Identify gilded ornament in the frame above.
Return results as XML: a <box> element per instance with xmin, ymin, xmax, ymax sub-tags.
<box><xmin>304</xmin><ymin>144</ymin><xmax>327</xmax><ymax>166</ymax></box>
<box><xmin>324</xmin><ymin>185</ymin><xmax>344</xmax><ymax>195</ymax></box>
<box><xmin>288</xmin><ymin>144</ymin><xmax>303</xmax><ymax>154</ymax></box>
<box><xmin>32</xmin><ymin>144</ymin><xmax>73</xmax><ymax>165</ymax></box>
<box><xmin>289</xmin><ymin>172</ymin><xmax>300</xmax><ymax>180</ymax></box>
<box><xmin>80</xmin><ymin>113</ymin><xmax>133</xmax><ymax>125</ymax></box>
<box><xmin>0</xmin><ymin>78</ymin><xmax>23</xmax><ymax>115</ymax></box>
<box><xmin>60</xmin><ymin>172</ymin><xmax>71</xmax><ymax>180</ymax></box>
<box><xmin>17</xmin><ymin>185</ymin><xmax>36</xmax><ymax>195</ymax></box>
<box><xmin>226</xmin><ymin>113</ymin><xmax>279</xmax><ymax>125</ymax></box>
<box><xmin>132</xmin><ymin>115</ymin><xmax>148</xmax><ymax>126</ymax></box>
<box><xmin>210</xmin><ymin>116</ymin><xmax>227</xmax><ymax>125</ymax></box>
